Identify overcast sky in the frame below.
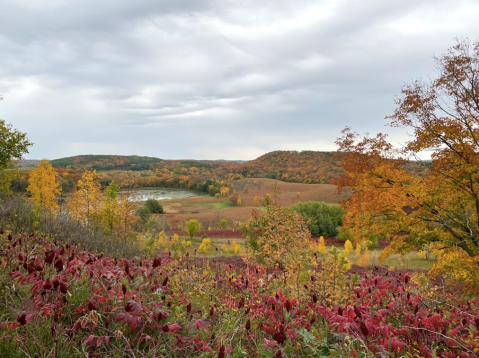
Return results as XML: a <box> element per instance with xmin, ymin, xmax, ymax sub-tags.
<box><xmin>1</xmin><ymin>0</ymin><xmax>478</xmax><ymax>160</ymax></box>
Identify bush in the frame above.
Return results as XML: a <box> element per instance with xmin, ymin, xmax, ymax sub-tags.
<box><xmin>292</xmin><ymin>201</ymin><xmax>344</xmax><ymax>237</ymax></box>
<box><xmin>219</xmin><ymin>218</ymin><xmax>228</xmax><ymax>230</ymax></box>
<box><xmin>145</xmin><ymin>198</ymin><xmax>164</xmax><ymax>214</ymax></box>
<box><xmin>185</xmin><ymin>219</ymin><xmax>201</xmax><ymax>239</ymax></box>
<box><xmin>136</xmin><ymin>207</ymin><xmax>151</xmax><ymax>224</ymax></box>
<box><xmin>241</xmin><ymin>202</ymin><xmax>313</xmax><ymax>273</ymax></box>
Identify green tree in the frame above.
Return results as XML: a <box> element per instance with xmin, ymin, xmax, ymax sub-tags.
<box><xmin>136</xmin><ymin>207</ymin><xmax>151</xmax><ymax>224</ymax></box>
<box><xmin>145</xmin><ymin>198</ymin><xmax>164</xmax><ymax>214</ymax></box>
<box><xmin>185</xmin><ymin>219</ymin><xmax>201</xmax><ymax>239</ymax></box>
<box><xmin>292</xmin><ymin>201</ymin><xmax>344</xmax><ymax>237</ymax></box>
<box><xmin>105</xmin><ymin>180</ymin><xmax>119</xmax><ymax>200</ymax></box>
<box><xmin>0</xmin><ymin>104</ymin><xmax>33</xmax><ymax>196</ymax></box>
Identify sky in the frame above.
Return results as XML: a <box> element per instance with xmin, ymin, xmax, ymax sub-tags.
<box><xmin>1</xmin><ymin>0</ymin><xmax>478</xmax><ymax>160</ymax></box>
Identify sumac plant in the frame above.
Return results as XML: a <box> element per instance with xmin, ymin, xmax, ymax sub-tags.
<box><xmin>0</xmin><ymin>231</ymin><xmax>478</xmax><ymax>357</ymax></box>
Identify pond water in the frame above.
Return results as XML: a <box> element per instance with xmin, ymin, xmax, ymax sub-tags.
<box><xmin>126</xmin><ymin>188</ymin><xmax>197</xmax><ymax>202</ymax></box>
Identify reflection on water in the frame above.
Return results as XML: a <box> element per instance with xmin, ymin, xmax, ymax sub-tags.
<box><xmin>126</xmin><ymin>188</ymin><xmax>197</xmax><ymax>202</ymax></box>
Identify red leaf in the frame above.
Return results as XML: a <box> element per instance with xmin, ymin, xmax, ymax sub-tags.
<box><xmin>273</xmin><ymin>331</ymin><xmax>287</xmax><ymax>345</ymax></box>
<box><xmin>16</xmin><ymin>314</ymin><xmax>26</xmax><ymax>326</ymax></box>
<box><xmin>54</xmin><ymin>259</ymin><xmax>63</xmax><ymax>272</ymax></box>
<box><xmin>359</xmin><ymin>321</ymin><xmax>369</xmax><ymax>337</ymax></box>
<box><xmin>285</xmin><ymin>300</ymin><xmax>292</xmax><ymax>312</ymax></box>
<box><xmin>59</xmin><ymin>282</ymin><xmax>68</xmax><ymax>294</ymax></box>
<box><xmin>83</xmin><ymin>334</ymin><xmax>95</xmax><ymax>347</ymax></box>
<box><xmin>218</xmin><ymin>345</ymin><xmax>225</xmax><ymax>358</ymax></box>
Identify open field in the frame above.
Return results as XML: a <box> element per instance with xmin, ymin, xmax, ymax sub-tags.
<box><xmin>160</xmin><ymin>178</ymin><xmax>349</xmax><ymax>229</ymax></box>
<box><xmin>151</xmin><ymin>232</ymin><xmax>438</xmax><ymax>271</ymax></box>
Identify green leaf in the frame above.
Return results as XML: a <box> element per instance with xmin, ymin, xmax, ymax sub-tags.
<box><xmin>298</xmin><ymin>328</ymin><xmax>317</xmax><ymax>344</ymax></box>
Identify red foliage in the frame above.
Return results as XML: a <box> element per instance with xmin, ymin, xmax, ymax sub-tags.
<box><xmin>0</xmin><ymin>232</ymin><xmax>478</xmax><ymax>357</ymax></box>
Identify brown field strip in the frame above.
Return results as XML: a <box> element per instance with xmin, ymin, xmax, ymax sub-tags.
<box><xmin>159</xmin><ymin>178</ymin><xmax>350</xmax><ymax>229</ymax></box>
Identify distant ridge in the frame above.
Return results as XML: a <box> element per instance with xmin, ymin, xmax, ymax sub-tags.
<box><xmin>50</xmin><ymin>155</ymin><xmax>163</xmax><ymax>171</ymax></box>
<box><xmin>45</xmin><ymin>150</ymin><xmax>430</xmax><ymax>184</ymax></box>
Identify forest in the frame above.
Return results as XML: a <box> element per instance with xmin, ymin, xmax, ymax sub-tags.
<box><xmin>11</xmin><ymin>150</ymin><xmax>430</xmax><ymax>199</ymax></box>
<box><xmin>0</xmin><ymin>40</ymin><xmax>479</xmax><ymax>358</ymax></box>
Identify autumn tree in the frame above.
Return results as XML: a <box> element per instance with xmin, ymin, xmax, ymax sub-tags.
<box><xmin>241</xmin><ymin>199</ymin><xmax>313</xmax><ymax>271</ymax></box>
<box><xmin>185</xmin><ymin>219</ymin><xmax>201</xmax><ymax>239</ymax></box>
<box><xmin>67</xmin><ymin>170</ymin><xmax>103</xmax><ymax>226</ymax></box>
<box><xmin>27</xmin><ymin>159</ymin><xmax>62</xmax><ymax>210</ymax></box>
<box><xmin>101</xmin><ymin>181</ymin><xmax>137</xmax><ymax>237</ymax></box>
<box><xmin>336</xmin><ymin>39</ymin><xmax>479</xmax><ymax>284</ymax></box>
<box><xmin>0</xmin><ymin>102</ymin><xmax>32</xmax><ymax>196</ymax></box>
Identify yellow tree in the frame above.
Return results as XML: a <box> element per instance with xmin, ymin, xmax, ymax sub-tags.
<box><xmin>100</xmin><ymin>181</ymin><xmax>137</xmax><ymax>238</ymax></box>
<box><xmin>241</xmin><ymin>200</ymin><xmax>315</xmax><ymax>297</ymax></box>
<box><xmin>335</xmin><ymin>39</ymin><xmax>479</xmax><ymax>286</ymax></box>
<box><xmin>241</xmin><ymin>201</ymin><xmax>313</xmax><ymax>273</ymax></box>
<box><xmin>27</xmin><ymin>159</ymin><xmax>61</xmax><ymax>210</ymax></box>
<box><xmin>67</xmin><ymin>170</ymin><xmax>103</xmax><ymax>226</ymax></box>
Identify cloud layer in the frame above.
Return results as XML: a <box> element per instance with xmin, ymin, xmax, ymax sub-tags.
<box><xmin>1</xmin><ymin>0</ymin><xmax>478</xmax><ymax>160</ymax></box>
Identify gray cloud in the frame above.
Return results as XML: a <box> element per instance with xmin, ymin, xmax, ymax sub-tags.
<box><xmin>1</xmin><ymin>0</ymin><xmax>478</xmax><ymax>160</ymax></box>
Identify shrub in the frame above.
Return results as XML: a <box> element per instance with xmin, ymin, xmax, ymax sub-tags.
<box><xmin>136</xmin><ymin>207</ymin><xmax>151</xmax><ymax>223</ymax></box>
<box><xmin>145</xmin><ymin>198</ymin><xmax>164</xmax><ymax>214</ymax></box>
<box><xmin>199</xmin><ymin>238</ymin><xmax>211</xmax><ymax>254</ymax></box>
<box><xmin>219</xmin><ymin>219</ymin><xmax>228</xmax><ymax>230</ymax></box>
<box><xmin>185</xmin><ymin>219</ymin><xmax>201</xmax><ymax>239</ymax></box>
<box><xmin>344</xmin><ymin>239</ymin><xmax>353</xmax><ymax>256</ymax></box>
<box><xmin>241</xmin><ymin>201</ymin><xmax>313</xmax><ymax>275</ymax></box>
<box><xmin>292</xmin><ymin>201</ymin><xmax>344</xmax><ymax>237</ymax></box>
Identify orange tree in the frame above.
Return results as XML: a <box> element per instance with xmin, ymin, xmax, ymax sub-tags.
<box><xmin>336</xmin><ymin>39</ymin><xmax>479</xmax><ymax>287</ymax></box>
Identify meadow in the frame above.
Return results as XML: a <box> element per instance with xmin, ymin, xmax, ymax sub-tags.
<box><xmin>158</xmin><ymin>178</ymin><xmax>348</xmax><ymax>230</ymax></box>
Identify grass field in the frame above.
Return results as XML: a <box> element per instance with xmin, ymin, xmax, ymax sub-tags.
<box><xmin>149</xmin><ymin>179</ymin><xmax>438</xmax><ymax>272</ymax></box>
<box><xmin>159</xmin><ymin>178</ymin><xmax>350</xmax><ymax>229</ymax></box>
<box><xmin>152</xmin><ymin>232</ymin><xmax>438</xmax><ymax>271</ymax></box>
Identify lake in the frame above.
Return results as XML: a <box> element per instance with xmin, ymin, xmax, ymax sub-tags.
<box><xmin>126</xmin><ymin>188</ymin><xmax>198</xmax><ymax>202</ymax></box>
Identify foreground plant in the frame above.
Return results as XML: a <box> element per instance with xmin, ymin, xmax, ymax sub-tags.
<box><xmin>0</xmin><ymin>231</ymin><xmax>478</xmax><ymax>357</ymax></box>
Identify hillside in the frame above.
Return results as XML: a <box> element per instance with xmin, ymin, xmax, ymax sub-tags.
<box><xmin>50</xmin><ymin>155</ymin><xmax>163</xmax><ymax>171</ymax></box>
<box><xmin>44</xmin><ymin>151</ymin><xmax>431</xmax><ymax>189</ymax></box>
<box><xmin>244</xmin><ymin>150</ymin><xmax>341</xmax><ymax>183</ymax></box>
<box><xmin>245</xmin><ymin>150</ymin><xmax>430</xmax><ymax>183</ymax></box>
